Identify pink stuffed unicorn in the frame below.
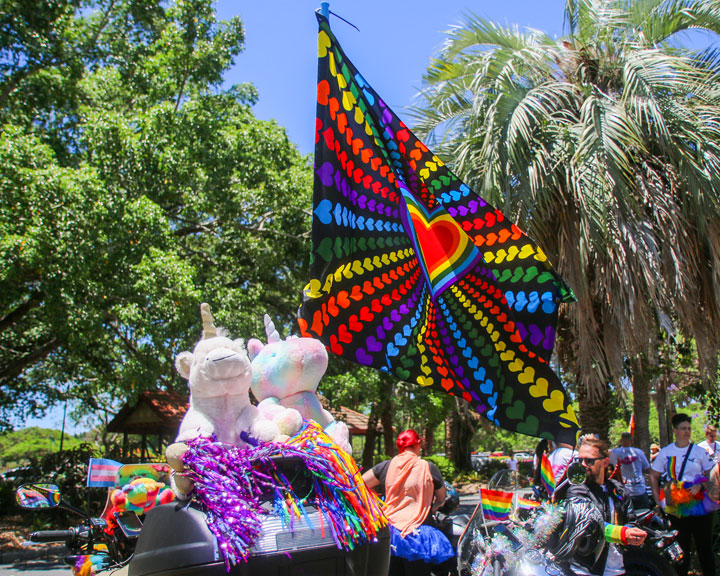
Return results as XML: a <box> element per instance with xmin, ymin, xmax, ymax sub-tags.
<box><xmin>248</xmin><ymin>315</ymin><xmax>351</xmax><ymax>453</ymax></box>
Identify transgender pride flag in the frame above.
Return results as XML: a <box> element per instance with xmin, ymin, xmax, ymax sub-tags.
<box><xmin>86</xmin><ymin>458</ymin><xmax>122</xmax><ymax>487</ymax></box>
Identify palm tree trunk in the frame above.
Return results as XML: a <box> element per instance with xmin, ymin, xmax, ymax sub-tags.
<box><xmin>652</xmin><ymin>379</ymin><xmax>673</xmax><ymax>447</ymax></box>
<box><xmin>630</xmin><ymin>357</ymin><xmax>651</xmax><ymax>455</ymax></box>
<box><xmin>362</xmin><ymin>410</ymin><xmax>380</xmax><ymax>470</ymax></box>
<box><xmin>577</xmin><ymin>378</ymin><xmax>611</xmax><ymax>440</ymax></box>
<box><xmin>422</xmin><ymin>426</ymin><xmax>435</xmax><ymax>456</ymax></box>
<box><xmin>380</xmin><ymin>395</ymin><xmax>395</xmax><ymax>457</ymax></box>
<box><xmin>445</xmin><ymin>408</ymin><xmax>457</xmax><ymax>462</ymax></box>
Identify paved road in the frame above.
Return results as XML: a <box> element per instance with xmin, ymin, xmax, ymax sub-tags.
<box><xmin>0</xmin><ymin>559</ymin><xmax>68</xmax><ymax>576</ymax></box>
<box><xmin>0</xmin><ymin>494</ymin><xmax>480</xmax><ymax>576</ymax></box>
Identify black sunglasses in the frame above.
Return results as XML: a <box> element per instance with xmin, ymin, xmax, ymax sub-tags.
<box><xmin>573</xmin><ymin>456</ymin><xmax>604</xmax><ymax>466</ymax></box>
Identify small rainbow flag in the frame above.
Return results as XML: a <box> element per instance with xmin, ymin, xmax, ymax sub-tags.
<box><xmin>667</xmin><ymin>455</ymin><xmax>679</xmax><ymax>482</ymax></box>
<box><xmin>480</xmin><ymin>488</ymin><xmax>513</xmax><ymax>521</ymax></box>
<box><xmin>540</xmin><ymin>453</ymin><xmax>555</xmax><ymax>497</ymax></box>
<box><xmin>516</xmin><ymin>496</ymin><xmax>542</xmax><ymax>510</ymax></box>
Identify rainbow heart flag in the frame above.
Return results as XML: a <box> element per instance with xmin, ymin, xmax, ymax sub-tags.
<box><xmin>298</xmin><ymin>12</ymin><xmax>579</xmax><ymax>442</ymax></box>
<box><xmin>480</xmin><ymin>488</ymin><xmax>513</xmax><ymax>521</ymax></box>
<box><xmin>540</xmin><ymin>453</ymin><xmax>556</xmax><ymax>497</ymax></box>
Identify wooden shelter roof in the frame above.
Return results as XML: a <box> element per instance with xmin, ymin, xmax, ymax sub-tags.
<box><xmin>327</xmin><ymin>405</ymin><xmax>383</xmax><ymax>435</ymax></box>
<box><xmin>107</xmin><ymin>389</ymin><xmax>187</xmax><ymax>436</ymax></box>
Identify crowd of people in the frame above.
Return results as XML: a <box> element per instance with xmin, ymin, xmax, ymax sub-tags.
<box><xmin>364</xmin><ymin>419</ymin><xmax>720</xmax><ymax>576</ymax></box>
<box><xmin>528</xmin><ymin>415</ymin><xmax>720</xmax><ymax>576</ymax></box>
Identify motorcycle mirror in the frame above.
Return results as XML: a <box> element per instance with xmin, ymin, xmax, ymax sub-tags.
<box><xmin>16</xmin><ymin>483</ymin><xmax>62</xmax><ymax>510</ymax></box>
<box><xmin>567</xmin><ymin>461</ymin><xmax>587</xmax><ymax>485</ymax></box>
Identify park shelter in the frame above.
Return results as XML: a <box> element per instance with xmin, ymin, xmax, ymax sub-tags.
<box><xmin>107</xmin><ymin>389</ymin><xmax>187</xmax><ymax>460</ymax></box>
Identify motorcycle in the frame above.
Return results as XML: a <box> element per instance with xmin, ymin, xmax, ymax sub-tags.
<box><xmin>456</xmin><ymin>461</ymin><xmax>681</xmax><ymax>576</ymax></box>
<box><xmin>623</xmin><ymin>508</ymin><xmax>683</xmax><ymax>576</ymax></box>
<box><xmin>15</xmin><ymin>482</ymin><xmax>135</xmax><ymax>574</ymax></box>
<box><xmin>16</xmin><ymin>455</ymin><xmax>391</xmax><ymax>576</ymax></box>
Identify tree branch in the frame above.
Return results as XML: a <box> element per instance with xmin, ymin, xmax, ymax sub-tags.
<box><xmin>106</xmin><ymin>317</ymin><xmax>140</xmax><ymax>356</ymax></box>
<box><xmin>0</xmin><ymin>338</ymin><xmax>60</xmax><ymax>382</ymax></box>
<box><xmin>0</xmin><ymin>291</ymin><xmax>44</xmax><ymax>334</ymax></box>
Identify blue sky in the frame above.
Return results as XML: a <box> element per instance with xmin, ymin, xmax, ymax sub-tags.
<box><xmin>216</xmin><ymin>0</ymin><xmax>573</xmax><ymax>155</ymax></box>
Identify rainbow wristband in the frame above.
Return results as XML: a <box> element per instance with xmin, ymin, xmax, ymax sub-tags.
<box><xmin>604</xmin><ymin>523</ymin><xmax>628</xmax><ymax>545</ymax></box>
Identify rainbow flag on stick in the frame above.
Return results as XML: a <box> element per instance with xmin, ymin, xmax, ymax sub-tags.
<box><xmin>480</xmin><ymin>488</ymin><xmax>513</xmax><ymax>521</ymax></box>
<box><xmin>540</xmin><ymin>453</ymin><xmax>555</xmax><ymax>497</ymax></box>
<box><xmin>516</xmin><ymin>496</ymin><xmax>542</xmax><ymax>510</ymax></box>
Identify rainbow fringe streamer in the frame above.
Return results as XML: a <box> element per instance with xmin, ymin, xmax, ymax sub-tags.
<box><xmin>71</xmin><ymin>554</ymin><xmax>110</xmax><ymax>576</ymax></box>
<box><xmin>283</xmin><ymin>421</ymin><xmax>387</xmax><ymax>549</ymax></box>
<box><xmin>661</xmin><ymin>479</ymin><xmax>720</xmax><ymax>517</ymax></box>
<box><xmin>182</xmin><ymin>421</ymin><xmax>387</xmax><ymax>569</ymax></box>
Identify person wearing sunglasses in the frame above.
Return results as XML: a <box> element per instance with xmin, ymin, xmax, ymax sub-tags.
<box><xmin>562</xmin><ymin>436</ymin><xmax>647</xmax><ymax>576</ymax></box>
<box><xmin>649</xmin><ymin>413</ymin><xmax>717</xmax><ymax>576</ymax></box>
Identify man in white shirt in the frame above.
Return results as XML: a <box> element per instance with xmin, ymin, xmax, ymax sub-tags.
<box><xmin>698</xmin><ymin>424</ymin><xmax>720</xmax><ymax>463</ymax></box>
<box><xmin>507</xmin><ymin>451</ymin><xmax>518</xmax><ymax>472</ymax></box>
<box><xmin>609</xmin><ymin>432</ymin><xmax>651</xmax><ymax>509</ymax></box>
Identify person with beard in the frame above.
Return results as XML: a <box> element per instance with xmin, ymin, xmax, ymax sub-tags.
<box><xmin>563</xmin><ymin>436</ymin><xmax>647</xmax><ymax>576</ymax></box>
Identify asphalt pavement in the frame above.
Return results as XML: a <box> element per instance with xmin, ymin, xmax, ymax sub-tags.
<box><xmin>0</xmin><ymin>559</ymin><xmax>68</xmax><ymax>576</ymax></box>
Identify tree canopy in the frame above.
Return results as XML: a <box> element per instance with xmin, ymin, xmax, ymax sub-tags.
<box><xmin>0</xmin><ymin>0</ymin><xmax>313</xmax><ymax>428</ymax></box>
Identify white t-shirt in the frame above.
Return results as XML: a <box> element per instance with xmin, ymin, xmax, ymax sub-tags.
<box><xmin>650</xmin><ymin>443</ymin><xmax>714</xmax><ymax>482</ymax></box>
<box><xmin>507</xmin><ymin>458</ymin><xmax>518</xmax><ymax>471</ymax></box>
<box><xmin>609</xmin><ymin>447</ymin><xmax>650</xmax><ymax>496</ymax></box>
<box><xmin>549</xmin><ymin>446</ymin><xmax>574</xmax><ymax>482</ymax></box>
<box><xmin>698</xmin><ymin>440</ymin><xmax>720</xmax><ymax>463</ymax></box>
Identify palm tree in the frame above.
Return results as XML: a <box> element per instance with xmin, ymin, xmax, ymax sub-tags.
<box><xmin>413</xmin><ymin>0</ymin><xmax>720</xmax><ymax>444</ymax></box>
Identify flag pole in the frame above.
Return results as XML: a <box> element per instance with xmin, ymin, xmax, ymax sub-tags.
<box><xmin>320</xmin><ymin>2</ymin><xmax>329</xmax><ymax>18</ymax></box>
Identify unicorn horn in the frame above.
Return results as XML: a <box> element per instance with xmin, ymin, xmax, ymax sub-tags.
<box><xmin>264</xmin><ymin>314</ymin><xmax>281</xmax><ymax>343</ymax></box>
<box><xmin>200</xmin><ymin>303</ymin><xmax>217</xmax><ymax>339</ymax></box>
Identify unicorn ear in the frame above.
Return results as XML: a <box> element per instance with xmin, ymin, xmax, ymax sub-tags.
<box><xmin>264</xmin><ymin>314</ymin><xmax>281</xmax><ymax>343</ymax></box>
<box><xmin>200</xmin><ymin>303</ymin><xmax>217</xmax><ymax>339</ymax></box>
<box><xmin>175</xmin><ymin>351</ymin><xmax>193</xmax><ymax>379</ymax></box>
<box><xmin>247</xmin><ymin>338</ymin><xmax>264</xmax><ymax>361</ymax></box>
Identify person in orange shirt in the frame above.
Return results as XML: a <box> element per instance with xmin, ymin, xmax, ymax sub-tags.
<box><xmin>362</xmin><ymin>430</ymin><xmax>454</xmax><ymax>568</ymax></box>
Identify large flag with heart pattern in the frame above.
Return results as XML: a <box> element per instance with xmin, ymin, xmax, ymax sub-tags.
<box><xmin>298</xmin><ymin>13</ymin><xmax>579</xmax><ymax>443</ymax></box>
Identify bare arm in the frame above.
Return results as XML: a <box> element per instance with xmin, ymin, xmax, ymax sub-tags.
<box><xmin>708</xmin><ymin>464</ymin><xmax>720</xmax><ymax>503</ymax></box>
<box><xmin>432</xmin><ymin>483</ymin><xmax>447</xmax><ymax>513</ymax></box>
<box><xmin>362</xmin><ymin>469</ymin><xmax>380</xmax><ymax>490</ymax></box>
<box><xmin>648</xmin><ymin>469</ymin><xmax>662</xmax><ymax>509</ymax></box>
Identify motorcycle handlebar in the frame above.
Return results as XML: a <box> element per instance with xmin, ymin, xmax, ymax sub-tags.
<box><xmin>29</xmin><ymin>529</ymin><xmax>76</xmax><ymax>543</ymax></box>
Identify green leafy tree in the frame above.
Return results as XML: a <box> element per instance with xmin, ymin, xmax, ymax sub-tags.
<box><xmin>413</xmin><ymin>0</ymin><xmax>720</xmax><ymax>441</ymax></box>
<box><xmin>0</xmin><ymin>0</ymin><xmax>312</xmax><ymax>428</ymax></box>
<box><xmin>0</xmin><ymin>427</ymin><xmax>85</xmax><ymax>466</ymax></box>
